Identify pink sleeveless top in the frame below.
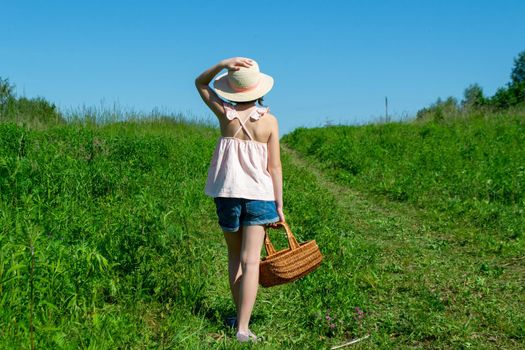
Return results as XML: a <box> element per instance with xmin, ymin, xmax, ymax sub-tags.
<box><xmin>204</xmin><ymin>102</ymin><xmax>275</xmax><ymax>201</ymax></box>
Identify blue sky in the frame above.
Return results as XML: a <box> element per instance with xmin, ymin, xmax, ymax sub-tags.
<box><xmin>2</xmin><ymin>0</ymin><xmax>524</xmax><ymax>134</ymax></box>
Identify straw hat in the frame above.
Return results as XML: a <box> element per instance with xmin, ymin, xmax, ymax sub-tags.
<box><xmin>213</xmin><ymin>60</ymin><xmax>274</xmax><ymax>102</ymax></box>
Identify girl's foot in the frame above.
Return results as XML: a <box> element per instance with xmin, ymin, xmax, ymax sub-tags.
<box><xmin>236</xmin><ymin>329</ymin><xmax>260</xmax><ymax>343</ymax></box>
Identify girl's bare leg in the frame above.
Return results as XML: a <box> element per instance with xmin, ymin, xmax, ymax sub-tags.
<box><xmin>236</xmin><ymin>225</ymin><xmax>266</xmax><ymax>333</ymax></box>
<box><xmin>223</xmin><ymin>230</ymin><xmax>243</xmax><ymax>310</ymax></box>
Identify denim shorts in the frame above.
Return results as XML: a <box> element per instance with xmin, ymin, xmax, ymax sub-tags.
<box><xmin>213</xmin><ymin>197</ymin><xmax>280</xmax><ymax>232</ymax></box>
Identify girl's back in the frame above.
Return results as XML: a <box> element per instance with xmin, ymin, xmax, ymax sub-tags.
<box><xmin>219</xmin><ymin>101</ymin><xmax>277</xmax><ymax>143</ymax></box>
<box><xmin>204</xmin><ymin>100</ymin><xmax>276</xmax><ymax>201</ymax></box>
<box><xmin>219</xmin><ymin>105</ymin><xmax>277</xmax><ymax>143</ymax></box>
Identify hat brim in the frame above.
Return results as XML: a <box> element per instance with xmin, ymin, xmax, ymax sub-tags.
<box><xmin>213</xmin><ymin>72</ymin><xmax>274</xmax><ymax>102</ymax></box>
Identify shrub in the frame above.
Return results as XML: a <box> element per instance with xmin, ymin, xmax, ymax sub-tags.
<box><xmin>0</xmin><ymin>76</ymin><xmax>65</xmax><ymax>127</ymax></box>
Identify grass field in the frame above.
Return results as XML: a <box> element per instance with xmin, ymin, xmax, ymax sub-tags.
<box><xmin>283</xmin><ymin>111</ymin><xmax>525</xmax><ymax>244</ymax></box>
<box><xmin>1</xmin><ymin>108</ymin><xmax>524</xmax><ymax>349</ymax></box>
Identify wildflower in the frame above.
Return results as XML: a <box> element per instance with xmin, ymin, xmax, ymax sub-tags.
<box><xmin>354</xmin><ymin>307</ymin><xmax>365</xmax><ymax>321</ymax></box>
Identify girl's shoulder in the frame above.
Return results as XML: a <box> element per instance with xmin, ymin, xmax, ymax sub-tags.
<box><xmin>254</xmin><ymin>106</ymin><xmax>271</xmax><ymax>120</ymax></box>
<box><xmin>263</xmin><ymin>110</ymin><xmax>277</xmax><ymax>123</ymax></box>
<box><xmin>223</xmin><ymin>100</ymin><xmax>274</xmax><ymax>122</ymax></box>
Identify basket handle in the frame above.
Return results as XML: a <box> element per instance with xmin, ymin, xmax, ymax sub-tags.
<box><xmin>263</xmin><ymin>221</ymin><xmax>301</xmax><ymax>256</ymax></box>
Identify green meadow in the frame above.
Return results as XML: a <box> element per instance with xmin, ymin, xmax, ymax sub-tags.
<box><xmin>282</xmin><ymin>110</ymin><xmax>525</xmax><ymax>243</ymax></box>
<box><xmin>1</xmin><ymin>89</ymin><xmax>524</xmax><ymax>348</ymax></box>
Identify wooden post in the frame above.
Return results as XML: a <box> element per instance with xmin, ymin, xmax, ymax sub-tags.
<box><xmin>385</xmin><ymin>96</ymin><xmax>389</xmax><ymax>122</ymax></box>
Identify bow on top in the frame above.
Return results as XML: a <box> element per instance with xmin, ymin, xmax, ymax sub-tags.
<box><xmin>223</xmin><ymin>102</ymin><xmax>270</xmax><ymax>121</ymax></box>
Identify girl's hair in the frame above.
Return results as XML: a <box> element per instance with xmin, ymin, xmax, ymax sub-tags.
<box><xmin>230</xmin><ymin>97</ymin><xmax>265</xmax><ymax>107</ymax></box>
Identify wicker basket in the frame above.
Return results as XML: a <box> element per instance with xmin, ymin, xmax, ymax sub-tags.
<box><xmin>259</xmin><ymin>222</ymin><xmax>323</xmax><ymax>288</ymax></box>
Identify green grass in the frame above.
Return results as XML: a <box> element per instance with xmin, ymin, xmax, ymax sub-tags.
<box><xmin>1</xmin><ymin>107</ymin><xmax>524</xmax><ymax>349</ymax></box>
<box><xmin>282</xmin><ymin>111</ymin><xmax>525</xmax><ymax>244</ymax></box>
<box><xmin>284</xmin><ymin>144</ymin><xmax>524</xmax><ymax>349</ymax></box>
<box><xmin>281</xmin><ymin>111</ymin><xmax>525</xmax><ymax>348</ymax></box>
<box><xmin>0</xmin><ymin>118</ymin><xmax>220</xmax><ymax>348</ymax></box>
<box><xmin>0</xmin><ymin>116</ymin><xmax>376</xmax><ymax>349</ymax></box>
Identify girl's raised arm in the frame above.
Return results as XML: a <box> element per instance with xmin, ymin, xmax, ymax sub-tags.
<box><xmin>195</xmin><ymin>57</ymin><xmax>253</xmax><ymax>117</ymax></box>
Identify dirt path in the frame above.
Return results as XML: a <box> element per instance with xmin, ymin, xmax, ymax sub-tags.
<box><xmin>282</xmin><ymin>144</ymin><xmax>449</xmax><ymax>237</ymax></box>
<box><xmin>281</xmin><ymin>144</ymin><xmax>524</xmax><ymax>349</ymax></box>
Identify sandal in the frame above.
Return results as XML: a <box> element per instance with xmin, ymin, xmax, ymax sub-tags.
<box><xmin>236</xmin><ymin>329</ymin><xmax>260</xmax><ymax>343</ymax></box>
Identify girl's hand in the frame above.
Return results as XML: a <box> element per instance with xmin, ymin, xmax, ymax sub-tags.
<box><xmin>221</xmin><ymin>57</ymin><xmax>254</xmax><ymax>71</ymax></box>
<box><xmin>268</xmin><ymin>208</ymin><xmax>285</xmax><ymax>228</ymax></box>
<box><xmin>277</xmin><ymin>207</ymin><xmax>285</xmax><ymax>223</ymax></box>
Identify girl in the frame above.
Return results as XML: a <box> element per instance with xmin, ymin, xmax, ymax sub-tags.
<box><xmin>195</xmin><ymin>57</ymin><xmax>285</xmax><ymax>343</ymax></box>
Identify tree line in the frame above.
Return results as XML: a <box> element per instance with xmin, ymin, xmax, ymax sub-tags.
<box><xmin>417</xmin><ymin>50</ymin><xmax>525</xmax><ymax>120</ymax></box>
